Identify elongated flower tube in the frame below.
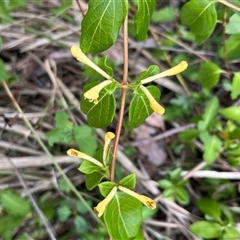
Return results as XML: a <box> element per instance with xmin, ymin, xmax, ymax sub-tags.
<box><xmin>140</xmin><ymin>85</ymin><xmax>165</xmax><ymax>115</ymax></box>
<box><xmin>67</xmin><ymin>148</ymin><xmax>103</xmax><ymax>168</ymax></box>
<box><xmin>71</xmin><ymin>46</ymin><xmax>111</xmax><ymax>80</ymax></box>
<box><xmin>141</xmin><ymin>61</ymin><xmax>188</xmax><ymax>84</ymax></box>
<box><xmin>118</xmin><ymin>186</ymin><xmax>156</xmax><ymax>209</ymax></box>
<box><xmin>94</xmin><ymin>186</ymin><xmax>117</xmax><ymax>217</ymax></box>
<box><xmin>83</xmin><ymin>79</ymin><xmax>112</xmax><ymax>104</ymax></box>
<box><xmin>103</xmin><ymin>132</ymin><xmax>115</xmax><ymax>165</ymax></box>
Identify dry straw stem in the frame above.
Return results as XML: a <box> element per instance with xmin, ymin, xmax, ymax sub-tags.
<box><xmin>182</xmin><ymin>170</ymin><xmax>240</xmax><ymax>179</ymax></box>
<box><xmin>0</xmin><ymin>155</ymin><xmax>79</xmax><ymax>170</ymax></box>
<box><xmin>218</xmin><ymin>0</ymin><xmax>240</xmax><ymax>12</ymax></box>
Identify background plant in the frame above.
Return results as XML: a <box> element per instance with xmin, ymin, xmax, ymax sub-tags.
<box><xmin>0</xmin><ymin>0</ymin><xmax>240</xmax><ymax>239</ymax></box>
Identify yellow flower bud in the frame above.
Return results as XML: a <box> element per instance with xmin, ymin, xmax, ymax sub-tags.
<box><xmin>70</xmin><ymin>46</ymin><xmax>111</xmax><ymax>79</ymax></box>
<box><xmin>140</xmin><ymin>85</ymin><xmax>165</xmax><ymax>115</ymax></box>
<box><xmin>118</xmin><ymin>186</ymin><xmax>156</xmax><ymax>210</ymax></box>
<box><xmin>67</xmin><ymin>148</ymin><xmax>103</xmax><ymax>167</ymax></box>
<box><xmin>103</xmin><ymin>132</ymin><xmax>115</xmax><ymax>165</ymax></box>
<box><xmin>83</xmin><ymin>80</ymin><xmax>112</xmax><ymax>104</ymax></box>
<box><xmin>141</xmin><ymin>61</ymin><xmax>188</xmax><ymax>84</ymax></box>
<box><xmin>94</xmin><ymin>186</ymin><xmax>117</xmax><ymax>217</ymax></box>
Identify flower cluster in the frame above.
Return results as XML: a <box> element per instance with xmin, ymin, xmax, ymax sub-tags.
<box><xmin>94</xmin><ymin>185</ymin><xmax>156</xmax><ymax>217</ymax></box>
<box><xmin>67</xmin><ymin>131</ymin><xmax>156</xmax><ymax>217</ymax></box>
<box><xmin>71</xmin><ymin>46</ymin><xmax>188</xmax><ymax>115</ymax></box>
<box><xmin>69</xmin><ymin>46</ymin><xmax>188</xmax><ymax>217</ymax></box>
<box><xmin>67</xmin><ymin>131</ymin><xmax>115</xmax><ymax>167</ymax></box>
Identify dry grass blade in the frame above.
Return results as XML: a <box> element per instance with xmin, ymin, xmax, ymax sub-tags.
<box><xmin>0</xmin><ymin>155</ymin><xmax>79</xmax><ymax>170</ymax></box>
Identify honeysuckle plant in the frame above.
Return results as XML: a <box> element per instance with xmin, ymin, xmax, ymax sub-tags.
<box><xmin>71</xmin><ymin>45</ymin><xmax>187</xmax><ymax>124</ymax></box>
<box><xmin>67</xmin><ymin>132</ymin><xmax>156</xmax><ymax>213</ymax></box>
<box><xmin>67</xmin><ymin>1</ymin><xmax>189</xmax><ymax>239</ymax></box>
<box><xmin>69</xmin><ymin>46</ymin><xmax>188</xmax><ymax>238</ymax></box>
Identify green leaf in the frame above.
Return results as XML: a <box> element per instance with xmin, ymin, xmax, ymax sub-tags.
<box><xmin>119</xmin><ymin>173</ymin><xmax>136</xmax><ymax>190</ymax></box>
<box><xmin>220</xmin><ymin>204</ymin><xmax>234</xmax><ymax>224</ymax></box>
<box><xmin>190</xmin><ymin>221</ymin><xmax>222</xmax><ymax>239</ymax></box>
<box><xmin>133</xmin><ymin>228</ymin><xmax>144</xmax><ymax>240</ymax></box>
<box><xmin>176</xmin><ymin>179</ymin><xmax>188</xmax><ymax>187</ymax></box>
<box><xmin>17</xmin><ymin>234</ymin><xmax>29</xmax><ymax>240</ymax></box>
<box><xmin>199</xmin><ymin>130</ymin><xmax>210</xmax><ymax>143</ymax></box>
<box><xmin>81</xmin><ymin>82</ymin><xmax>116</xmax><ymax>128</ymax></box>
<box><xmin>180</xmin><ymin>0</ymin><xmax>217</xmax><ymax>45</ymax></box>
<box><xmin>198</xmin><ymin>62</ymin><xmax>221</xmax><ymax>90</ymax></box>
<box><xmin>128</xmin><ymin>85</ymin><xmax>160</xmax><ymax>128</ymax></box>
<box><xmin>152</xmin><ymin>6</ymin><xmax>175</xmax><ymax>23</ymax></box>
<box><xmin>222</xmin><ymin>227</ymin><xmax>240</xmax><ymax>239</ymax></box>
<box><xmin>58</xmin><ymin>177</ymin><xmax>72</xmax><ymax>194</ymax></box>
<box><xmin>55</xmin><ymin>111</ymin><xmax>73</xmax><ymax>129</ymax></box>
<box><xmin>178</xmin><ymin>129</ymin><xmax>199</xmax><ymax>143</ymax></box>
<box><xmin>52</xmin><ymin>0</ymin><xmax>72</xmax><ymax>18</ymax></box>
<box><xmin>162</xmin><ymin>188</ymin><xmax>174</xmax><ymax>199</ymax></box>
<box><xmin>74</xmin><ymin>215</ymin><xmax>89</xmax><ymax>234</ymax></box>
<box><xmin>0</xmin><ymin>3</ymin><xmax>12</xmax><ymax>23</ymax></box>
<box><xmin>0</xmin><ymin>59</ymin><xmax>10</xmax><ymax>82</ymax></box>
<box><xmin>219</xmin><ymin>106</ymin><xmax>240</xmax><ymax>124</ymax></box>
<box><xmin>46</xmin><ymin>112</ymin><xmax>74</xmax><ymax>146</ymax></box>
<box><xmin>73</xmin><ymin>125</ymin><xmax>98</xmax><ymax>156</ymax></box>
<box><xmin>46</xmin><ymin>128</ymin><xmax>72</xmax><ymax>146</ymax></box>
<box><xmin>79</xmin><ymin>160</ymin><xmax>102</xmax><ymax>174</ymax></box>
<box><xmin>98</xmin><ymin>182</ymin><xmax>116</xmax><ymax>197</ymax></box>
<box><xmin>80</xmin><ymin>0</ymin><xmax>128</xmax><ymax>53</ymax></box>
<box><xmin>227</xmin><ymin>145</ymin><xmax>240</xmax><ymax>156</ymax></box>
<box><xmin>197</xmin><ymin>198</ymin><xmax>221</xmax><ymax>221</ymax></box>
<box><xmin>104</xmin><ymin>192</ymin><xmax>142</xmax><ymax>240</ymax></box>
<box><xmin>138</xmin><ymin>65</ymin><xmax>160</xmax><ymax>81</ymax></box>
<box><xmin>158</xmin><ymin>179</ymin><xmax>173</xmax><ymax>189</ymax></box>
<box><xmin>197</xmin><ymin>97</ymin><xmax>219</xmax><ymax>131</ymax></box>
<box><xmin>105</xmin><ymin>81</ymin><xmax>118</xmax><ymax>95</ymax></box>
<box><xmin>86</xmin><ymin>172</ymin><xmax>104</xmax><ymax>190</ymax></box>
<box><xmin>82</xmin><ymin>56</ymin><xmax>105</xmax><ymax>81</ymax></box>
<box><xmin>8</xmin><ymin>0</ymin><xmax>26</xmax><ymax>10</ymax></box>
<box><xmin>175</xmin><ymin>187</ymin><xmax>190</xmax><ymax>205</ymax></box>
<box><xmin>39</xmin><ymin>201</ymin><xmax>55</xmax><ymax>224</ymax></box>
<box><xmin>170</xmin><ymin>168</ymin><xmax>182</xmax><ymax>181</ymax></box>
<box><xmin>228</xmin><ymin>156</ymin><xmax>240</xmax><ymax>167</ymax></box>
<box><xmin>0</xmin><ymin>190</ymin><xmax>31</xmax><ymax>216</ymax></box>
<box><xmin>78</xmin><ymin>150</ymin><xmax>104</xmax><ymax>175</ymax></box>
<box><xmin>57</xmin><ymin>205</ymin><xmax>72</xmax><ymax>222</ymax></box>
<box><xmin>0</xmin><ymin>36</ymin><xmax>2</xmax><ymax>52</ymax></box>
<box><xmin>0</xmin><ymin>215</ymin><xmax>23</xmax><ymax>239</ymax></box>
<box><xmin>218</xmin><ymin>34</ymin><xmax>240</xmax><ymax>60</ymax></box>
<box><xmin>98</xmin><ymin>56</ymin><xmax>114</xmax><ymax>77</ymax></box>
<box><xmin>203</xmin><ymin>134</ymin><xmax>222</xmax><ymax>164</ymax></box>
<box><xmin>134</xmin><ymin>0</ymin><xmax>156</xmax><ymax>41</ymax></box>
<box><xmin>231</xmin><ymin>72</ymin><xmax>240</xmax><ymax>100</ymax></box>
<box><xmin>226</xmin><ymin>13</ymin><xmax>240</xmax><ymax>34</ymax></box>
<box><xmin>223</xmin><ymin>79</ymin><xmax>234</xmax><ymax>91</ymax></box>
<box><xmin>76</xmin><ymin>200</ymin><xmax>92</xmax><ymax>214</ymax></box>
<box><xmin>142</xmin><ymin>206</ymin><xmax>158</xmax><ymax>220</ymax></box>
<box><xmin>229</xmin><ymin>128</ymin><xmax>240</xmax><ymax>140</ymax></box>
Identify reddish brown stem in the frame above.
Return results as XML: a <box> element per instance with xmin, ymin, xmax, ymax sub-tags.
<box><xmin>109</xmin><ymin>15</ymin><xmax>128</xmax><ymax>182</ymax></box>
